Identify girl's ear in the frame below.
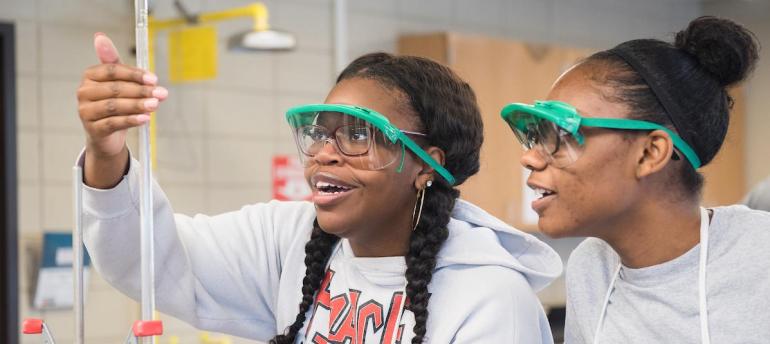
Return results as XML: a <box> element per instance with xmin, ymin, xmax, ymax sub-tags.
<box><xmin>636</xmin><ymin>129</ymin><xmax>676</xmax><ymax>178</ymax></box>
<box><xmin>414</xmin><ymin>146</ymin><xmax>444</xmax><ymax>189</ymax></box>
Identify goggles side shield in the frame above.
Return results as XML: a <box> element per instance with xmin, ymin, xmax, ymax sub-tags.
<box><xmin>286</xmin><ymin>104</ymin><xmax>456</xmax><ymax>185</ymax></box>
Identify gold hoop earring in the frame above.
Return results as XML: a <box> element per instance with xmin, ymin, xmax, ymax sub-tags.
<box><xmin>412</xmin><ymin>187</ymin><xmax>427</xmax><ymax>231</ymax></box>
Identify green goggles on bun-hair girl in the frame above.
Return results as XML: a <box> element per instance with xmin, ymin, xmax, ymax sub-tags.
<box><xmin>500</xmin><ymin>100</ymin><xmax>702</xmax><ymax>169</ymax></box>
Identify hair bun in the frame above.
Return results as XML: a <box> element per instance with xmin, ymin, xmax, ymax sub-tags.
<box><xmin>674</xmin><ymin>16</ymin><xmax>759</xmax><ymax>87</ymax></box>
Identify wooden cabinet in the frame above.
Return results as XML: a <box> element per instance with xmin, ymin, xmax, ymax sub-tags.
<box><xmin>398</xmin><ymin>32</ymin><xmax>746</xmax><ymax>231</ymax></box>
<box><xmin>701</xmin><ymin>88</ymin><xmax>746</xmax><ymax>206</ymax></box>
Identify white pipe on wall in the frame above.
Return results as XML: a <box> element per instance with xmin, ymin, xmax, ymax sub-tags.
<box><xmin>333</xmin><ymin>0</ymin><xmax>348</xmax><ymax>74</ymax></box>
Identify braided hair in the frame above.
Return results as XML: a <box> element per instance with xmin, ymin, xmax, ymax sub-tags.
<box><xmin>271</xmin><ymin>221</ymin><xmax>338</xmax><ymax>344</ymax></box>
<box><xmin>271</xmin><ymin>52</ymin><xmax>483</xmax><ymax>343</ymax></box>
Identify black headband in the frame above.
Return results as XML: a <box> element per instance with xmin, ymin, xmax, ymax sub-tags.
<box><xmin>608</xmin><ymin>47</ymin><xmax>699</xmax><ymax>162</ymax></box>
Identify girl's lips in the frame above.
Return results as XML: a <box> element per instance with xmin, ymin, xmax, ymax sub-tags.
<box><xmin>309</xmin><ymin>172</ymin><xmax>360</xmax><ymax>208</ymax></box>
<box><xmin>527</xmin><ymin>181</ymin><xmax>557</xmax><ymax>214</ymax></box>
<box><xmin>532</xmin><ymin>193</ymin><xmax>557</xmax><ymax>214</ymax></box>
<box><xmin>312</xmin><ymin>187</ymin><xmax>355</xmax><ymax>207</ymax></box>
<box><xmin>310</xmin><ymin>172</ymin><xmax>359</xmax><ymax>190</ymax></box>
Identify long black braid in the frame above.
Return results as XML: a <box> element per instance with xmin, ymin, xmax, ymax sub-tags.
<box><xmin>270</xmin><ymin>221</ymin><xmax>339</xmax><ymax>344</ymax></box>
<box><xmin>271</xmin><ymin>52</ymin><xmax>483</xmax><ymax>343</ymax></box>
<box><xmin>404</xmin><ymin>181</ymin><xmax>458</xmax><ymax>342</ymax></box>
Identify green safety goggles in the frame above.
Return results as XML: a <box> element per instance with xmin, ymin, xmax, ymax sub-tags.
<box><xmin>286</xmin><ymin>104</ymin><xmax>456</xmax><ymax>185</ymax></box>
<box><xmin>500</xmin><ymin>100</ymin><xmax>701</xmax><ymax>169</ymax></box>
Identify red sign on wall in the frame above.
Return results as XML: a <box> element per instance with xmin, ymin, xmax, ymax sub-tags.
<box><xmin>272</xmin><ymin>155</ymin><xmax>311</xmax><ymax>201</ymax></box>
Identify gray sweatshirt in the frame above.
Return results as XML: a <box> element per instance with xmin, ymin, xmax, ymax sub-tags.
<box><xmin>565</xmin><ymin>205</ymin><xmax>770</xmax><ymax>344</ymax></box>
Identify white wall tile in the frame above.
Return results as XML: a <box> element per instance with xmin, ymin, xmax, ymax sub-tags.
<box><xmin>209</xmin><ymin>49</ymin><xmax>276</xmax><ymax>91</ymax></box>
<box><xmin>0</xmin><ymin>0</ymin><xmax>37</xmax><ymax>21</ymax></box>
<box><xmin>17</xmin><ymin>129</ymin><xmax>40</xmax><ymax>183</ymax></box>
<box><xmin>41</xmin><ymin>182</ymin><xmax>72</xmax><ymax>229</ymax></box>
<box><xmin>503</xmin><ymin>0</ymin><xmax>554</xmax><ymax>43</ymax></box>
<box><xmin>348</xmin><ymin>40</ymin><xmax>397</xmax><ymax>66</ymax></box>
<box><xmin>396</xmin><ymin>0</ymin><xmax>454</xmax><ymax>23</ymax></box>
<box><xmin>83</xmin><ymin>287</ymin><xmax>139</xmax><ymax>339</ymax></box>
<box><xmin>40</xmin><ymin>23</ymin><xmax>95</xmax><ymax>78</ymax></box>
<box><xmin>207</xmin><ymin>183</ymin><xmax>271</xmax><ymax>214</ymax></box>
<box><xmin>155</xmin><ymin>84</ymin><xmax>207</xmax><ymax>135</ymax></box>
<box><xmin>627</xmin><ymin>15</ymin><xmax>677</xmax><ymax>41</ymax></box>
<box><xmin>17</xmin><ymin>183</ymin><xmax>41</xmax><ymax>235</ymax></box>
<box><xmin>88</xmin><ymin>267</ymin><xmax>120</xmax><ymax>292</ymax></box>
<box><xmin>272</xmin><ymin>1</ymin><xmax>332</xmax><ymax>52</ymax></box>
<box><xmin>37</xmin><ymin>0</ymin><xmax>130</xmax><ymax>27</ymax></box>
<box><xmin>206</xmin><ymin>138</ymin><xmax>273</xmax><ymax>184</ymax></box>
<box><xmin>15</xmin><ymin>20</ymin><xmax>39</xmax><ymax>75</ymax></box>
<box><xmin>350</xmin><ymin>0</ymin><xmax>398</xmax><ymax>15</ymax></box>
<box><xmin>453</xmin><ymin>0</ymin><xmax>507</xmax><ymax>34</ymax></box>
<box><xmin>17</xmin><ymin>75</ymin><xmax>40</xmax><ymax>129</ymax></box>
<box><xmin>206</xmin><ymin>89</ymin><xmax>277</xmax><ymax>138</ymax></box>
<box><xmin>276</xmin><ymin>51</ymin><xmax>333</xmax><ymax>93</ymax></box>
<box><xmin>162</xmin><ymin>184</ymin><xmax>207</xmax><ymax>215</ymax></box>
<box><xmin>40</xmin><ymin>24</ymin><xmax>131</xmax><ymax>79</ymax></box>
<box><xmin>40</xmin><ymin>78</ymin><xmax>82</xmax><ymax>131</ymax></box>
<box><xmin>398</xmin><ymin>18</ymin><xmax>452</xmax><ymax>36</ymax></box>
<box><xmin>622</xmin><ymin>0</ymin><xmax>672</xmax><ymax>19</ymax></box>
<box><xmin>553</xmin><ymin>3</ymin><xmax>630</xmax><ymax>49</ymax></box>
<box><xmin>669</xmin><ymin>2</ymin><xmax>704</xmax><ymax>30</ymax></box>
<box><xmin>348</xmin><ymin>12</ymin><xmax>400</xmax><ymax>54</ymax></box>
<box><xmin>273</xmin><ymin>136</ymin><xmax>301</xmax><ymax>157</ymax></box>
<box><xmin>41</xmin><ymin>132</ymin><xmax>85</xmax><ymax>183</ymax></box>
<box><xmin>156</xmin><ymin>134</ymin><xmax>207</xmax><ymax>184</ymax></box>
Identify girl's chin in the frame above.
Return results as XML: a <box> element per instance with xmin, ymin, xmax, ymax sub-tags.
<box><xmin>537</xmin><ymin>217</ymin><xmax>581</xmax><ymax>239</ymax></box>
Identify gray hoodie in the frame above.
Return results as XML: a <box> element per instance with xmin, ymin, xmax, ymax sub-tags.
<box><xmin>81</xmin><ymin>154</ymin><xmax>563</xmax><ymax>343</ymax></box>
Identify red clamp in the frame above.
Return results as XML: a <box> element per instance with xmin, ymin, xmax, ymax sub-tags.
<box><xmin>22</xmin><ymin>318</ymin><xmax>43</xmax><ymax>334</ymax></box>
<box><xmin>132</xmin><ymin>320</ymin><xmax>163</xmax><ymax>337</ymax></box>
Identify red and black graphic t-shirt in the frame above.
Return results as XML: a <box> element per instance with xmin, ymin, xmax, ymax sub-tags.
<box><xmin>298</xmin><ymin>242</ymin><xmax>414</xmax><ymax>344</ymax></box>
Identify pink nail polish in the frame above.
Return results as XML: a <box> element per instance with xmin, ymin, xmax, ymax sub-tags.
<box><xmin>143</xmin><ymin>73</ymin><xmax>158</xmax><ymax>85</ymax></box>
<box><xmin>152</xmin><ymin>87</ymin><xmax>168</xmax><ymax>98</ymax></box>
<box><xmin>144</xmin><ymin>98</ymin><xmax>158</xmax><ymax>110</ymax></box>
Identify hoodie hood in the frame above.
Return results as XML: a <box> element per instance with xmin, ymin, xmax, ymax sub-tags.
<box><xmin>438</xmin><ymin>199</ymin><xmax>563</xmax><ymax>292</ymax></box>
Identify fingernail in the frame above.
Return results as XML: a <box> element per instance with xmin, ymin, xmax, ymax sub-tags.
<box><xmin>144</xmin><ymin>98</ymin><xmax>158</xmax><ymax>110</ymax></box>
<box><xmin>152</xmin><ymin>87</ymin><xmax>168</xmax><ymax>99</ymax></box>
<box><xmin>94</xmin><ymin>32</ymin><xmax>105</xmax><ymax>38</ymax></box>
<box><xmin>143</xmin><ymin>73</ymin><xmax>158</xmax><ymax>85</ymax></box>
<box><xmin>136</xmin><ymin>114</ymin><xmax>151</xmax><ymax>123</ymax></box>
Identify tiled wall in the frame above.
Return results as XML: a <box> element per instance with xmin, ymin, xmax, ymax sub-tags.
<box><xmin>7</xmin><ymin>0</ymin><xmax>701</xmax><ymax>342</ymax></box>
